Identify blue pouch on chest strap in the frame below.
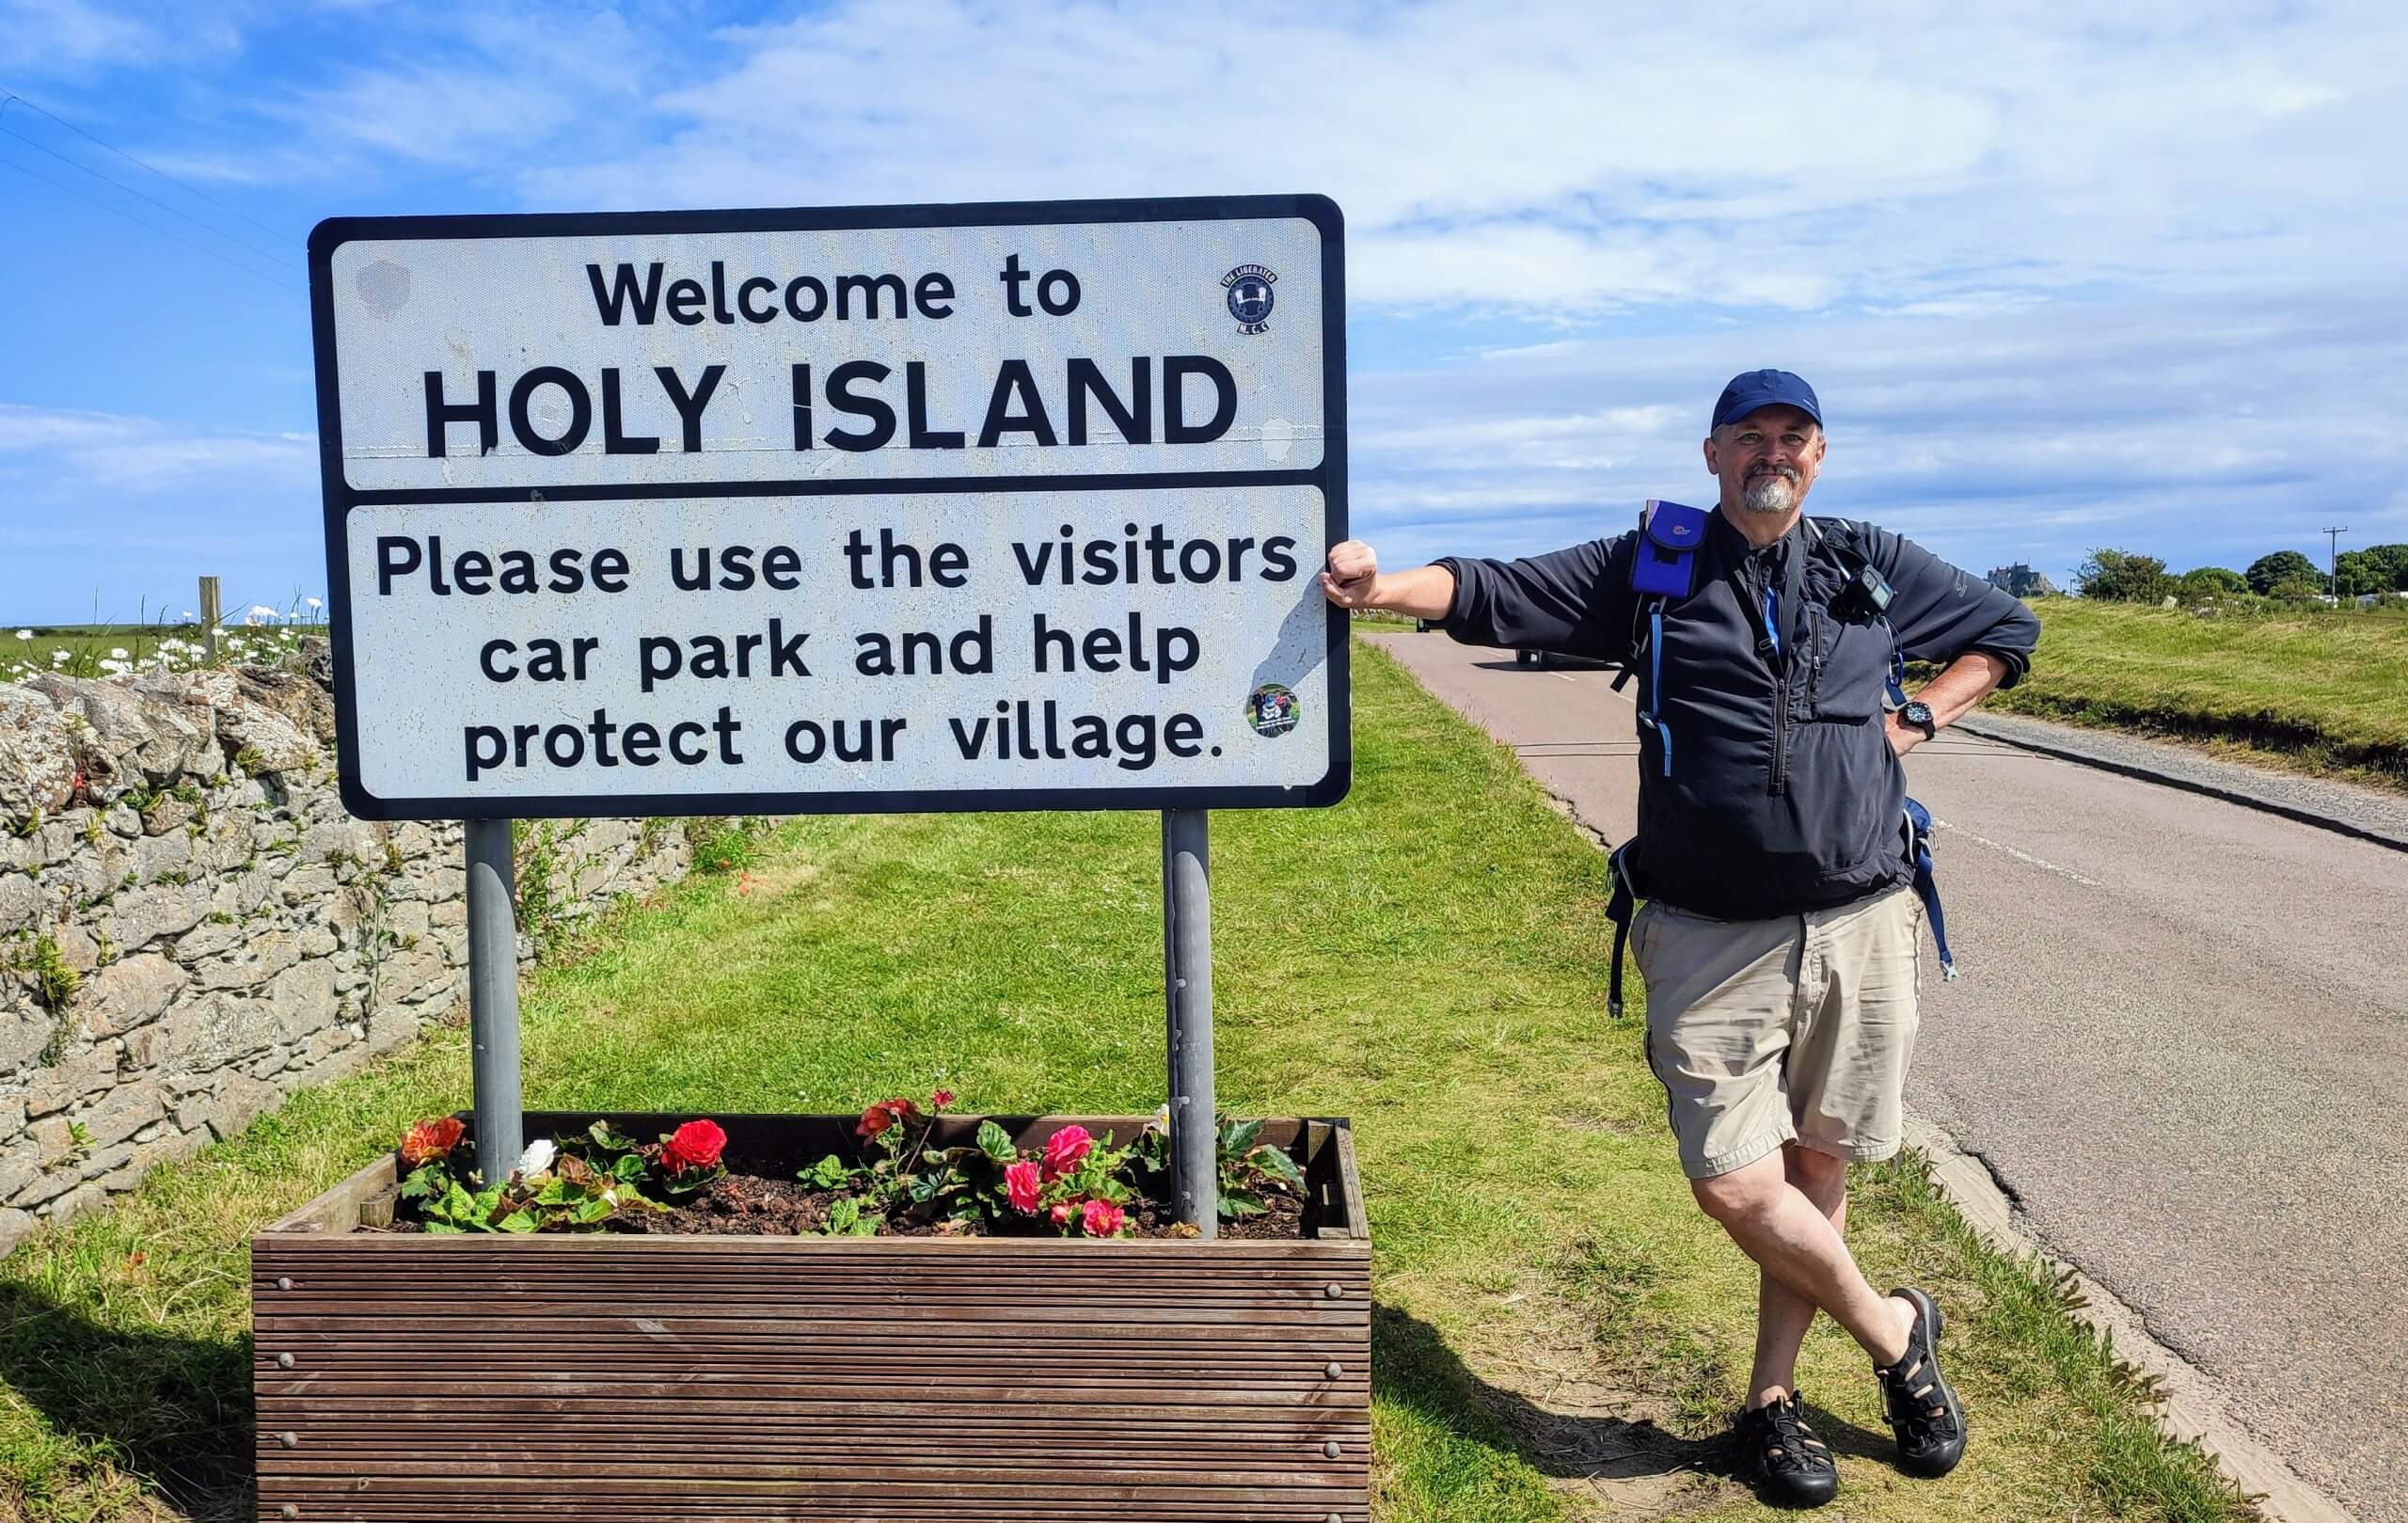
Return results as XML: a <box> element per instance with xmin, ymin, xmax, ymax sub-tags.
<box><xmin>1633</xmin><ymin>500</ymin><xmax>1711</xmax><ymax>599</ymax></box>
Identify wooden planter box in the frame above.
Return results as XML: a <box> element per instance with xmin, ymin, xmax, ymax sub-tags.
<box><xmin>253</xmin><ymin>1113</ymin><xmax>1371</xmax><ymax>1522</ymax></box>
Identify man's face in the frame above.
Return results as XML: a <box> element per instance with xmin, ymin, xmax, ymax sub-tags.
<box><xmin>1703</xmin><ymin>405</ymin><xmax>1826</xmax><ymax>516</ymax></box>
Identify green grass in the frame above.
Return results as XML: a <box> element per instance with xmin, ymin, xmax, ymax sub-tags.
<box><xmin>3</xmin><ymin>621</ymin><xmax>324</xmax><ymax>688</ymax></box>
<box><xmin>1993</xmin><ymin>597</ymin><xmax>2408</xmax><ymax>788</ymax></box>
<box><xmin>0</xmin><ymin>640</ymin><xmax>2255</xmax><ymax>1523</ymax></box>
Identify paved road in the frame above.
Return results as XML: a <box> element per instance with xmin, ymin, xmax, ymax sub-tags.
<box><xmin>1369</xmin><ymin>632</ymin><xmax>2408</xmax><ymax>1523</ymax></box>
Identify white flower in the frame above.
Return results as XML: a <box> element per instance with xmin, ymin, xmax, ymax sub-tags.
<box><xmin>182</xmin><ymin>610</ymin><xmax>194</xmax><ymax>620</ymax></box>
<box><xmin>305</xmin><ymin>596</ymin><xmax>323</xmax><ymax>609</ymax></box>
<box><xmin>50</xmin><ymin>650</ymin><xmax>69</xmax><ymax>663</ymax></box>
<box><xmin>12</xmin><ymin>629</ymin><xmax>28</xmax><ymax>641</ymax></box>
<box><xmin>108</xmin><ymin>647</ymin><xmax>128</xmax><ymax>658</ymax></box>
<box><xmin>515</xmin><ymin>1138</ymin><xmax>557</xmax><ymax>1177</ymax></box>
<box><xmin>99</xmin><ymin>659</ymin><xmax>129</xmax><ymax>674</ymax></box>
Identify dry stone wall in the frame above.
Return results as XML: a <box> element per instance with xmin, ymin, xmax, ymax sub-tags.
<box><xmin>0</xmin><ymin>641</ymin><xmax>694</xmax><ymax>1255</ymax></box>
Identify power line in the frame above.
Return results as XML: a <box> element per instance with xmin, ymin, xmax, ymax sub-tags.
<box><xmin>0</xmin><ymin>121</ymin><xmax>299</xmax><ymax>272</ymax></box>
<box><xmin>0</xmin><ymin>152</ymin><xmax>299</xmax><ymax>292</ymax></box>
<box><xmin>0</xmin><ymin>90</ymin><xmax>297</xmax><ymax>249</ymax></box>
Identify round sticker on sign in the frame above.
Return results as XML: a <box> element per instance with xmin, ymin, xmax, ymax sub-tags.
<box><xmin>1245</xmin><ymin>682</ymin><xmax>1301</xmax><ymax>738</ymax></box>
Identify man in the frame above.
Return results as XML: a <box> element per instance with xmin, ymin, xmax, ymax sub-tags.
<box><xmin>1319</xmin><ymin>370</ymin><xmax>2038</xmax><ymax>1506</ymax></box>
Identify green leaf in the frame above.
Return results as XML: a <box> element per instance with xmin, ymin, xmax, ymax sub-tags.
<box><xmin>422</xmin><ymin>1221</ymin><xmax>463</xmax><ymax>1235</ymax></box>
<box><xmin>533</xmin><ymin>1177</ymin><xmax>576</xmax><ymax>1207</ymax></box>
<box><xmin>1246</xmin><ymin>1145</ymin><xmax>1305</xmax><ymax>1191</ymax></box>
<box><xmin>399</xmin><ymin>1165</ymin><xmax>439</xmax><ymax>1201</ymax></box>
<box><xmin>1222</xmin><ymin>1118</ymin><xmax>1265</xmax><ymax>1155</ymax></box>
<box><xmin>571</xmin><ymin>1197</ymin><xmax>613</xmax><ymax>1224</ymax></box>
<box><xmin>612</xmin><ymin>1153</ymin><xmax>646</xmax><ymax>1183</ymax></box>
<box><xmin>827</xmin><ymin>1198</ymin><xmax>860</xmax><ymax>1234</ymax></box>
<box><xmin>1218</xmin><ymin>1188</ymin><xmax>1266</xmax><ymax>1218</ymax></box>
<box><xmin>975</xmin><ymin>1120</ymin><xmax>1015</xmax><ymax>1164</ymax></box>
<box><xmin>800</xmin><ymin>1153</ymin><xmax>857</xmax><ymax>1189</ymax></box>
<box><xmin>496</xmin><ymin>1210</ymin><xmax>539</xmax><ymax>1234</ymax></box>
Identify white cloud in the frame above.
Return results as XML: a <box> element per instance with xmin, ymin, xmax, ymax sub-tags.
<box><xmin>1345</xmin><ymin>285</ymin><xmax>2408</xmax><ymax>582</ymax></box>
<box><xmin>515</xmin><ymin>0</ymin><xmax>2408</xmax><ymax>315</ymax></box>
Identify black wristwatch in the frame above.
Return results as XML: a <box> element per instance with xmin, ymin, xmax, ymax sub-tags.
<box><xmin>1900</xmin><ymin>700</ymin><xmax>1937</xmax><ymax>739</ymax></box>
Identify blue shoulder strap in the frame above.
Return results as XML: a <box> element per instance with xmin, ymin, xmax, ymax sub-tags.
<box><xmin>1613</xmin><ymin>500</ymin><xmax>1708</xmax><ymax>774</ymax></box>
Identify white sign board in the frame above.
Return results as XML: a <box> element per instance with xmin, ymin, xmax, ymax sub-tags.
<box><xmin>309</xmin><ymin>197</ymin><xmax>1348</xmax><ymax>820</ymax></box>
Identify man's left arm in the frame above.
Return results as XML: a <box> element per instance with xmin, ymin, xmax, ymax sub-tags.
<box><xmin>1860</xmin><ymin>528</ymin><xmax>2043</xmax><ymax>754</ymax></box>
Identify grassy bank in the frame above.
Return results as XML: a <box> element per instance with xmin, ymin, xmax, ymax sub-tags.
<box><xmin>0</xmin><ymin>640</ymin><xmax>2251</xmax><ymax>1522</ymax></box>
<box><xmin>1993</xmin><ymin>598</ymin><xmax>2408</xmax><ymax>788</ymax></box>
<box><xmin>4</xmin><ymin>621</ymin><xmax>325</xmax><ymax>686</ymax></box>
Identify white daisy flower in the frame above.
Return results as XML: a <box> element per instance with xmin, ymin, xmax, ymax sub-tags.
<box><xmin>108</xmin><ymin>647</ymin><xmax>128</xmax><ymax>658</ymax></box>
<box><xmin>12</xmin><ymin>630</ymin><xmax>28</xmax><ymax>641</ymax></box>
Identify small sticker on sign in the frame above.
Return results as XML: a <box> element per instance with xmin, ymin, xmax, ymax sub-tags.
<box><xmin>1245</xmin><ymin>682</ymin><xmax>1300</xmax><ymax>738</ymax></box>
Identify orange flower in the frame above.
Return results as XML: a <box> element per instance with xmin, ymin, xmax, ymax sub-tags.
<box><xmin>400</xmin><ymin>1116</ymin><xmax>465</xmax><ymax>1166</ymax></box>
<box><xmin>856</xmin><ymin>1098</ymin><xmax>922</xmax><ymax>1139</ymax></box>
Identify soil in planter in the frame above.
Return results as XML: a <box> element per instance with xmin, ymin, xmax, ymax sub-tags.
<box><xmin>372</xmin><ymin>1167</ymin><xmax>1308</xmax><ymax>1240</ymax></box>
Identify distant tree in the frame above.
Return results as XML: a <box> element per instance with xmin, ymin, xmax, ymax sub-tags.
<box><xmin>2178</xmin><ymin>566</ymin><xmax>2247</xmax><ymax>598</ymax></box>
<box><xmin>2245</xmin><ymin>550</ymin><xmax>2325</xmax><ymax>595</ymax></box>
<box><xmin>2075</xmin><ymin>547</ymin><xmax>2176</xmax><ymax>603</ymax></box>
<box><xmin>2266</xmin><ymin>576</ymin><xmax>2326</xmax><ymax>604</ymax></box>
<box><xmin>2364</xmin><ymin>543</ymin><xmax>2408</xmax><ymax>592</ymax></box>
<box><xmin>2333</xmin><ymin>549</ymin><xmax>2390</xmax><ymax>598</ymax></box>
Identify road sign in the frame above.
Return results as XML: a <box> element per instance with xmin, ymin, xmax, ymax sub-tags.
<box><xmin>309</xmin><ymin>197</ymin><xmax>1348</xmax><ymax>820</ymax></box>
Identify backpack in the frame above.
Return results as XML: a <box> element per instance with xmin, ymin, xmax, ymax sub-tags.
<box><xmin>1601</xmin><ymin>500</ymin><xmax>1956</xmax><ymax>1019</ymax></box>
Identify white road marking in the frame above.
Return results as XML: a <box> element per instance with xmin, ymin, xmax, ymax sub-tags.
<box><xmin>1552</xmin><ymin>673</ymin><xmax>1579</xmax><ymax>683</ymax></box>
<box><xmin>1930</xmin><ymin>817</ymin><xmax>2101</xmax><ymax>887</ymax></box>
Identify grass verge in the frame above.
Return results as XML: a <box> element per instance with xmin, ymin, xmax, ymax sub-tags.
<box><xmin>1993</xmin><ymin>598</ymin><xmax>2408</xmax><ymax>791</ymax></box>
<box><xmin>1</xmin><ymin>639</ymin><xmax>2256</xmax><ymax>1522</ymax></box>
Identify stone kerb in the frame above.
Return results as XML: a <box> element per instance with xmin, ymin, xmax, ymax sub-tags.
<box><xmin>0</xmin><ymin>640</ymin><xmax>695</xmax><ymax>1255</ymax></box>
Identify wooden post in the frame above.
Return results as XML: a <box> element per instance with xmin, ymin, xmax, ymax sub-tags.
<box><xmin>198</xmin><ymin>577</ymin><xmax>220</xmax><ymax>664</ymax></box>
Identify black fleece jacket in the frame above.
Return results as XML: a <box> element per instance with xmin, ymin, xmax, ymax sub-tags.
<box><xmin>1435</xmin><ymin>512</ymin><xmax>2039</xmax><ymax>920</ymax></box>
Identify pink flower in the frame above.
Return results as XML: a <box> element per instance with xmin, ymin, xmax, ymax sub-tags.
<box><xmin>930</xmin><ymin>1089</ymin><xmax>956</xmax><ymax>1110</ymax></box>
<box><xmin>1005</xmin><ymin>1160</ymin><xmax>1041</xmax><ymax>1214</ymax></box>
<box><xmin>1050</xmin><ymin>1202</ymin><xmax>1076</xmax><ymax>1229</ymax></box>
<box><xmin>1040</xmin><ymin>1125</ymin><xmax>1091</xmax><ymax>1181</ymax></box>
<box><xmin>1082</xmin><ymin>1199</ymin><xmax>1126</xmax><ymax>1237</ymax></box>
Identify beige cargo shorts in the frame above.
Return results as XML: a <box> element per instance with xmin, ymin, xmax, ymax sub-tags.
<box><xmin>1633</xmin><ymin>885</ymin><xmax>1922</xmax><ymax>1179</ymax></box>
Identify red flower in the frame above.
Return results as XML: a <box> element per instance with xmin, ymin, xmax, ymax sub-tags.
<box><xmin>1050</xmin><ymin>1202</ymin><xmax>1076</xmax><ymax>1228</ymax></box>
<box><xmin>1082</xmin><ymin>1199</ymin><xmax>1126</xmax><ymax>1238</ymax></box>
<box><xmin>857</xmin><ymin>1098</ymin><xmax>922</xmax><ymax>1139</ymax></box>
<box><xmin>1040</xmin><ymin>1125</ymin><xmax>1092</xmax><ymax>1181</ymax></box>
<box><xmin>399</xmin><ymin>1116</ymin><xmax>464</xmax><ymax>1166</ymax></box>
<box><xmin>930</xmin><ymin>1089</ymin><xmax>956</xmax><ymax>1110</ymax></box>
<box><xmin>1005</xmin><ymin>1160</ymin><xmax>1041</xmax><ymax>1214</ymax></box>
<box><xmin>661</xmin><ymin>1118</ymin><xmax>727</xmax><ymax>1173</ymax></box>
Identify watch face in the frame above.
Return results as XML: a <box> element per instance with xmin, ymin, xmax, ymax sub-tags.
<box><xmin>1903</xmin><ymin>702</ymin><xmax>1935</xmax><ymax>727</ymax></box>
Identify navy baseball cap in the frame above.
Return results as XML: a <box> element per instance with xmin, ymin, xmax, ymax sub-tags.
<box><xmin>1712</xmin><ymin>369</ymin><xmax>1822</xmax><ymax>431</ymax></box>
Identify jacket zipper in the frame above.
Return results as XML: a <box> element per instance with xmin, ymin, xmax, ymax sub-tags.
<box><xmin>1766</xmin><ymin>589</ymin><xmax>1792</xmax><ymax>797</ymax></box>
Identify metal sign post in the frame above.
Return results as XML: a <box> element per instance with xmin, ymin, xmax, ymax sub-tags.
<box><xmin>1161</xmin><ymin>808</ymin><xmax>1214</xmax><ymax>1237</ymax></box>
<box><xmin>463</xmin><ymin>817</ymin><xmax>524</xmax><ymax>1178</ymax></box>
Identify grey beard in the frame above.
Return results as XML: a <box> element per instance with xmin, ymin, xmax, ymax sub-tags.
<box><xmin>1742</xmin><ymin>471</ymin><xmax>1798</xmax><ymax>515</ymax></box>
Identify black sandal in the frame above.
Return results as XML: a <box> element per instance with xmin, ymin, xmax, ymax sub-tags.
<box><xmin>1735</xmin><ymin>1392</ymin><xmax>1839</xmax><ymax>1506</ymax></box>
<box><xmin>1875</xmin><ymin>1286</ymin><xmax>1967</xmax><ymax>1477</ymax></box>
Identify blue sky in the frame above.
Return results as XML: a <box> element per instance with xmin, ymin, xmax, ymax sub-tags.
<box><xmin>4</xmin><ymin>0</ymin><xmax>2405</xmax><ymax>624</ymax></box>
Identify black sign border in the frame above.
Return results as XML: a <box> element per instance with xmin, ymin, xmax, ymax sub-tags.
<box><xmin>308</xmin><ymin>194</ymin><xmax>1349</xmax><ymax>822</ymax></box>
